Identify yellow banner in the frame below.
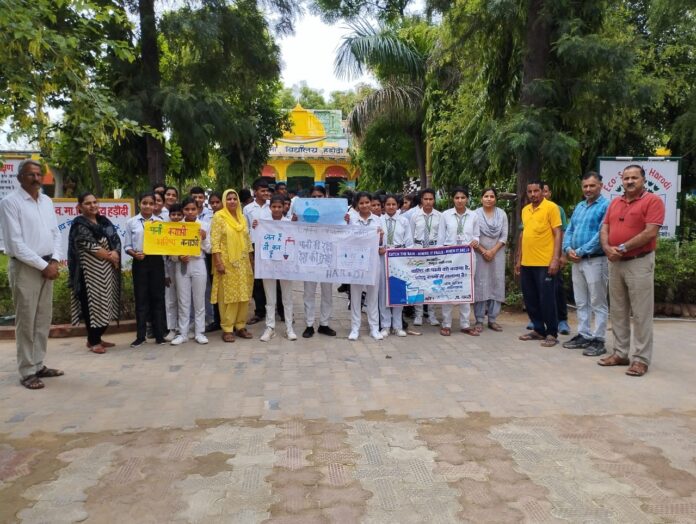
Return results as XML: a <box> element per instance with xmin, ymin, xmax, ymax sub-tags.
<box><xmin>143</xmin><ymin>221</ymin><xmax>202</xmax><ymax>256</ymax></box>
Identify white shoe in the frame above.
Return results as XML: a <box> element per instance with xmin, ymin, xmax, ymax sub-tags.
<box><xmin>413</xmin><ymin>316</ymin><xmax>423</xmax><ymax>326</ymax></box>
<box><xmin>260</xmin><ymin>328</ymin><xmax>275</xmax><ymax>342</ymax></box>
<box><xmin>371</xmin><ymin>330</ymin><xmax>384</xmax><ymax>340</ymax></box>
<box><xmin>379</xmin><ymin>328</ymin><xmax>390</xmax><ymax>338</ymax></box>
<box><xmin>395</xmin><ymin>329</ymin><xmax>407</xmax><ymax>337</ymax></box>
<box><xmin>348</xmin><ymin>330</ymin><xmax>359</xmax><ymax>341</ymax></box>
<box><xmin>429</xmin><ymin>317</ymin><xmax>440</xmax><ymax>326</ymax></box>
<box><xmin>170</xmin><ymin>334</ymin><xmax>187</xmax><ymax>346</ymax></box>
<box><xmin>194</xmin><ymin>334</ymin><xmax>208</xmax><ymax>345</ymax></box>
<box><xmin>164</xmin><ymin>330</ymin><xmax>177</xmax><ymax>342</ymax></box>
<box><xmin>287</xmin><ymin>330</ymin><xmax>297</xmax><ymax>341</ymax></box>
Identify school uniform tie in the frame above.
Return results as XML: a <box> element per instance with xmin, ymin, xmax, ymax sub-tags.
<box><xmin>387</xmin><ymin>218</ymin><xmax>395</xmax><ymax>246</ymax></box>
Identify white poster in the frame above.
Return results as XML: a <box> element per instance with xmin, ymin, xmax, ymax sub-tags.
<box><xmin>53</xmin><ymin>198</ymin><xmax>134</xmax><ymax>268</ymax></box>
<box><xmin>254</xmin><ymin>220</ymin><xmax>380</xmax><ymax>285</ymax></box>
<box><xmin>598</xmin><ymin>158</ymin><xmax>680</xmax><ymax>237</ymax></box>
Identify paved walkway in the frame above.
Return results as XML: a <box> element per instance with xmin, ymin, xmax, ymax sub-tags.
<box><xmin>1</xmin><ymin>285</ymin><xmax>695</xmax><ymax>522</ymax></box>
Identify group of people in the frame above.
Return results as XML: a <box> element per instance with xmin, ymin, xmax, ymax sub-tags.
<box><xmin>0</xmin><ymin>160</ymin><xmax>663</xmax><ymax>390</ymax></box>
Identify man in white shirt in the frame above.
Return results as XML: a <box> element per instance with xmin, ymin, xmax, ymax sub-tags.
<box><xmin>243</xmin><ymin>178</ymin><xmax>271</xmax><ymax>324</ymax></box>
<box><xmin>0</xmin><ymin>160</ymin><xmax>63</xmax><ymax>389</ymax></box>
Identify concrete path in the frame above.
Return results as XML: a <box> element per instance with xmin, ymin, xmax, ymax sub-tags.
<box><xmin>1</xmin><ymin>285</ymin><xmax>695</xmax><ymax>522</ymax></box>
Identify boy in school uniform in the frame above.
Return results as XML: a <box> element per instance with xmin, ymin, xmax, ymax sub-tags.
<box><xmin>163</xmin><ymin>203</ymin><xmax>183</xmax><ymax>341</ymax></box>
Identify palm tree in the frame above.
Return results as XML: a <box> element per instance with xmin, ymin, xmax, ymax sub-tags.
<box><xmin>335</xmin><ymin>20</ymin><xmax>433</xmax><ymax>188</ymax></box>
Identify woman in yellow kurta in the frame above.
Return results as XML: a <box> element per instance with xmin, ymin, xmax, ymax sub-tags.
<box><xmin>210</xmin><ymin>189</ymin><xmax>254</xmax><ymax>342</ymax></box>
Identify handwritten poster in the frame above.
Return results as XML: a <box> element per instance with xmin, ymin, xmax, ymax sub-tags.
<box><xmin>143</xmin><ymin>221</ymin><xmax>202</xmax><ymax>256</ymax></box>
<box><xmin>386</xmin><ymin>246</ymin><xmax>474</xmax><ymax>306</ymax></box>
<box><xmin>53</xmin><ymin>198</ymin><xmax>134</xmax><ymax>268</ymax></box>
<box><xmin>293</xmin><ymin>198</ymin><xmax>348</xmax><ymax>225</ymax></box>
<box><xmin>254</xmin><ymin>220</ymin><xmax>380</xmax><ymax>285</ymax></box>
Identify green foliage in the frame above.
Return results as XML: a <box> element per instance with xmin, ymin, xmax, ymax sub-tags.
<box><xmin>654</xmin><ymin>239</ymin><xmax>696</xmax><ymax>303</ymax></box>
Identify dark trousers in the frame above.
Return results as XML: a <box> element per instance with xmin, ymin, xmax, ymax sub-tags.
<box><xmin>252</xmin><ymin>278</ymin><xmax>266</xmax><ymax>317</ymax></box>
<box><xmin>521</xmin><ymin>266</ymin><xmax>558</xmax><ymax>337</ymax></box>
<box><xmin>132</xmin><ymin>256</ymin><xmax>166</xmax><ymax>341</ymax></box>
<box><xmin>77</xmin><ymin>280</ymin><xmax>107</xmax><ymax>346</ymax></box>
<box><xmin>556</xmin><ymin>272</ymin><xmax>568</xmax><ymax>321</ymax></box>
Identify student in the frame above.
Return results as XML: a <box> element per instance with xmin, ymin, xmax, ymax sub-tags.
<box><xmin>169</xmin><ymin>198</ymin><xmax>210</xmax><ymax>345</ymax></box>
<box><xmin>348</xmin><ymin>192</ymin><xmax>383</xmax><ymax>340</ymax></box>
<box><xmin>371</xmin><ymin>194</ymin><xmax>384</xmax><ymax>216</ymax></box>
<box><xmin>153</xmin><ymin>191</ymin><xmax>166</xmax><ymax>219</ymax></box>
<box><xmin>208</xmin><ymin>192</ymin><xmax>223</xmax><ymax>213</ymax></box>
<box><xmin>190</xmin><ymin>186</ymin><xmax>213</xmax><ymax>223</ymax></box>
<box><xmin>410</xmin><ymin>188</ymin><xmax>441</xmax><ymax>326</ymax></box>
<box><xmin>252</xmin><ymin>195</ymin><xmax>297</xmax><ymax>341</ymax></box>
<box><xmin>204</xmin><ymin>192</ymin><xmax>223</xmax><ymax>332</ymax></box>
<box><xmin>283</xmin><ymin>195</ymin><xmax>292</xmax><ymax>218</ymax></box>
<box><xmin>124</xmin><ymin>192</ymin><xmax>167</xmax><ymax>347</ymax></box>
<box><xmin>437</xmin><ymin>187</ymin><xmax>480</xmax><ymax>336</ymax></box>
<box><xmin>164</xmin><ymin>203</ymin><xmax>183</xmax><ymax>341</ymax></box>
<box><xmin>379</xmin><ymin>194</ymin><xmax>413</xmax><ymax>337</ymax></box>
<box><xmin>296</xmin><ymin>185</ymin><xmax>337</xmax><ymax>338</ymax></box>
<box><xmin>400</xmin><ymin>192</ymin><xmax>419</xmax><ymax>221</ymax></box>
<box><xmin>244</xmin><ymin>179</ymin><xmax>271</xmax><ymax>325</ymax></box>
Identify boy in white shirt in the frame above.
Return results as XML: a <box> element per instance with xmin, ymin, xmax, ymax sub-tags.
<box><xmin>409</xmin><ymin>188</ymin><xmax>441</xmax><ymax>327</ymax></box>
<box><xmin>163</xmin><ymin>203</ymin><xmax>183</xmax><ymax>341</ymax></box>
<box><xmin>436</xmin><ymin>187</ymin><xmax>480</xmax><ymax>336</ymax></box>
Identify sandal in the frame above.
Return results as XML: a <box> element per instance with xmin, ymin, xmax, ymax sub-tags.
<box><xmin>222</xmin><ymin>332</ymin><xmax>235</xmax><ymax>343</ymax></box>
<box><xmin>540</xmin><ymin>335</ymin><xmax>559</xmax><ymax>347</ymax></box>
<box><xmin>35</xmin><ymin>366</ymin><xmax>64</xmax><ymax>378</ymax></box>
<box><xmin>461</xmin><ymin>327</ymin><xmax>480</xmax><ymax>336</ymax></box>
<box><xmin>519</xmin><ymin>331</ymin><xmax>544</xmax><ymax>341</ymax></box>
<box><xmin>474</xmin><ymin>322</ymin><xmax>484</xmax><ymax>334</ymax></box>
<box><xmin>439</xmin><ymin>327</ymin><xmax>451</xmax><ymax>336</ymax></box>
<box><xmin>90</xmin><ymin>345</ymin><xmax>106</xmax><ymax>354</ymax></box>
<box><xmin>20</xmin><ymin>375</ymin><xmax>45</xmax><ymax>390</ymax></box>
<box><xmin>235</xmin><ymin>328</ymin><xmax>253</xmax><ymax>339</ymax></box>
<box><xmin>406</xmin><ymin>329</ymin><xmax>422</xmax><ymax>336</ymax></box>
<box><xmin>625</xmin><ymin>361</ymin><xmax>648</xmax><ymax>377</ymax></box>
<box><xmin>488</xmin><ymin>322</ymin><xmax>503</xmax><ymax>332</ymax></box>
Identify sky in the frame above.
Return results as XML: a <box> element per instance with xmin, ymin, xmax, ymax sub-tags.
<box><xmin>277</xmin><ymin>14</ymin><xmax>375</xmax><ymax>99</ymax></box>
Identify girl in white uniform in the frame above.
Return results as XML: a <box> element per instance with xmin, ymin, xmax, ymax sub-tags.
<box><xmin>378</xmin><ymin>195</ymin><xmax>413</xmax><ymax>337</ymax></box>
<box><xmin>163</xmin><ymin>203</ymin><xmax>183</xmax><ymax>341</ymax></box>
<box><xmin>348</xmin><ymin>192</ymin><xmax>383</xmax><ymax>341</ymax></box>
<box><xmin>169</xmin><ymin>198</ymin><xmax>211</xmax><ymax>345</ymax></box>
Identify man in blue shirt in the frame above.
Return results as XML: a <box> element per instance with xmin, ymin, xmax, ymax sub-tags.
<box><xmin>561</xmin><ymin>171</ymin><xmax>610</xmax><ymax>356</ymax></box>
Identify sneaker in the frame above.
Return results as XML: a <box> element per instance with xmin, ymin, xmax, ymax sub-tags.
<box><xmin>371</xmin><ymin>330</ymin><xmax>384</xmax><ymax>340</ymax></box>
<box><xmin>413</xmin><ymin>316</ymin><xmax>423</xmax><ymax>326</ymax></box>
<box><xmin>170</xmin><ymin>335</ymin><xmax>187</xmax><ymax>346</ymax></box>
<box><xmin>194</xmin><ymin>334</ymin><xmax>209</xmax><ymax>345</ymax></box>
<box><xmin>583</xmin><ymin>339</ymin><xmax>607</xmax><ymax>357</ymax></box>
<box><xmin>558</xmin><ymin>320</ymin><xmax>571</xmax><ymax>335</ymax></box>
<box><xmin>562</xmin><ymin>334</ymin><xmax>592</xmax><ymax>350</ymax></box>
<box><xmin>130</xmin><ymin>338</ymin><xmax>145</xmax><ymax>348</ymax></box>
<box><xmin>287</xmin><ymin>330</ymin><xmax>297</xmax><ymax>341</ymax></box>
<box><xmin>428</xmin><ymin>317</ymin><xmax>440</xmax><ymax>326</ymax></box>
<box><xmin>302</xmin><ymin>326</ymin><xmax>315</xmax><ymax>338</ymax></box>
<box><xmin>164</xmin><ymin>330</ymin><xmax>177</xmax><ymax>342</ymax></box>
<box><xmin>348</xmin><ymin>330</ymin><xmax>359</xmax><ymax>341</ymax></box>
<box><xmin>395</xmin><ymin>329</ymin><xmax>407</xmax><ymax>337</ymax></box>
<box><xmin>260</xmin><ymin>328</ymin><xmax>275</xmax><ymax>342</ymax></box>
<box><xmin>526</xmin><ymin>321</ymin><xmax>534</xmax><ymax>330</ymax></box>
<box><xmin>379</xmin><ymin>328</ymin><xmax>390</xmax><ymax>338</ymax></box>
<box><xmin>317</xmin><ymin>325</ymin><xmax>337</xmax><ymax>336</ymax></box>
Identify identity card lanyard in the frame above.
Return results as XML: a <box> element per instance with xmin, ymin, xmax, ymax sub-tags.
<box><xmin>456</xmin><ymin>212</ymin><xmax>468</xmax><ymax>244</ymax></box>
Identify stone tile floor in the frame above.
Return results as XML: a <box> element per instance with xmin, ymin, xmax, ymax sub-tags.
<box><xmin>1</xmin><ymin>286</ymin><xmax>695</xmax><ymax>522</ymax></box>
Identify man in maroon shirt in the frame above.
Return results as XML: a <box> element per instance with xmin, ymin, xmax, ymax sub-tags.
<box><xmin>598</xmin><ymin>165</ymin><xmax>665</xmax><ymax>376</ymax></box>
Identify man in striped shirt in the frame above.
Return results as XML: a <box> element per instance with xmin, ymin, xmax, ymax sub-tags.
<box><xmin>561</xmin><ymin>171</ymin><xmax>609</xmax><ymax>356</ymax></box>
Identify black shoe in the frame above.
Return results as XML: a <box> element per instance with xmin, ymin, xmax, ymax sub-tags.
<box><xmin>317</xmin><ymin>325</ymin><xmax>336</xmax><ymax>336</ymax></box>
<box><xmin>302</xmin><ymin>326</ymin><xmax>315</xmax><ymax>338</ymax></box>
<box><xmin>155</xmin><ymin>339</ymin><xmax>166</xmax><ymax>345</ymax></box>
<box><xmin>130</xmin><ymin>338</ymin><xmax>145</xmax><ymax>348</ymax></box>
<box><xmin>562</xmin><ymin>334</ymin><xmax>592</xmax><ymax>349</ymax></box>
<box><xmin>337</xmin><ymin>284</ymin><xmax>349</xmax><ymax>293</ymax></box>
<box><xmin>583</xmin><ymin>339</ymin><xmax>607</xmax><ymax>357</ymax></box>
<box><xmin>205</xmin><ymin>322</ymin><xmax>221</xmax><ymax>333</ymax></box>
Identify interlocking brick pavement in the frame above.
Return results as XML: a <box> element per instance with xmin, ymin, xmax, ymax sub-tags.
<box><xmin>1</xmin><ymin>284</ymin><xmax>696</xmax><ymax>522</ymax></box>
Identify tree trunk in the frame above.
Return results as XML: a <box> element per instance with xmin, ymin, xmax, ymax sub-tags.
<box><xmin>412</xmin><ymin>130</ymin><xmax>427</xmax><ymax>189</ymax></box>
<box><xmin>139</xmin><ymin>0</ymin><xmax>165</xmax><ymax>185</ymax></box>
<box><xmin>87</xmin><ymin>154</ymin><xmax>103</xmax><ymax>197</ymax></box>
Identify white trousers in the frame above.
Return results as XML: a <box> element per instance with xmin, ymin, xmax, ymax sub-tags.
<box><xmin>441</xmin><ymin>303</ymin><xmax>471</xmax><ymax>329</ymax></box>
<box><xmin>175</xmin><ymin>270</ymin><xmax>206</xmax><ymax>337</ymax></box>
<box><xmin>303</xmin><ymin>281</ymin><xmax>333</xmax><ymax>327</ymax></box>
<box><xmin>378</xmin><ymin>254</ymin><xmax>403</xmax><ymax>330</ymax></box>
<box><xmin>415</xmin><ymin>304</ymin><xmax>438</xmax><ymax>321</ymax></box>
<box><xmin>350</xmin><ymin>284</ymin><xmax>379</xmax><ymax>333</ymax></box>
<box><xmin>263</xmin><ymin>279</ymin><xmax>294</xmax><ymax>331</ymax></box>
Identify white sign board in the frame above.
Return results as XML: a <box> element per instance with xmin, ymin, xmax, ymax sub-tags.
<box><xmin>53</xmin><ymin>198</ymin><xmax>134</xmax><ymax>268</ymax></box>
<box><xmin>254</xmin><ymin>220</ymin><xmax>380</xmax><ymax>285</ymax></box>
<box><xmin>598</xmin><ymin>158</ymin><xmax>680</xmax><ymax>237</ymax></box>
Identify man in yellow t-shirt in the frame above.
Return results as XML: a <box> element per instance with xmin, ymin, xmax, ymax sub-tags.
<box><xmin>515</xmin><ymin>180</ymin><xmax>563</xmax><ymax>347</ymax></box>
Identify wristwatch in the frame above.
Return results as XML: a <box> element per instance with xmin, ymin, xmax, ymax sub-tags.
<box><xmin>618</xmin><ymin>243</ymin><xmax>627</xmax><ymax>253</ymax></box>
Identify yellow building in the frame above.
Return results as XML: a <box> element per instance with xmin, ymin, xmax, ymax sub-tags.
<box><xmin>261</xmin><ymin>104</ymin><xmax>357</xmax><ymax>196</ymax></box>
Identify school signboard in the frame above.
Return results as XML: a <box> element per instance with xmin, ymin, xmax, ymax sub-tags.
<box><xmin>386</xmin><ymin>246</ymin><xmax>474</xmax><ymax>306</ymax></box>
<box><xmin>598</xmin><ymin>157</ymin><xmax>681</xmax><ymax>237</ymax></box>
<box><xmin>254</xmin><ymin>220</ymin><xmax>380</xmax><ymax>285</ymax></box>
